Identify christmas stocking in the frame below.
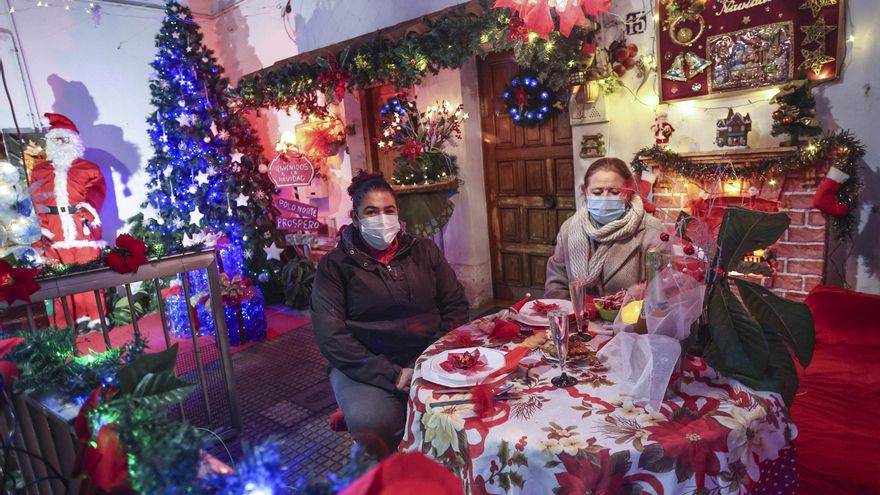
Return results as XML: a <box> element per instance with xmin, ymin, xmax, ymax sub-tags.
<box><xmin>636</xmin><ymin>168</ymin><xmax>657</xmax><ymax>214</ymax></box>
<box><xmin>811</xmin><ymin>167</ymin><xmax>850</xmax><ymax>217</ymax></box>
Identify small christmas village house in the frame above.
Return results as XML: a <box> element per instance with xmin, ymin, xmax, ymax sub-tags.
<box><xmin>716</xmin><ymin>108</ymin><xmax>752</xmax><ymax>147</ymax></box>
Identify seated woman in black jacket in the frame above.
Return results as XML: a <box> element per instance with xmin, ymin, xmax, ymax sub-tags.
<box><xmin>311</xmin><ymin>170</ymin><xmax>469</xmax><ymax>458</ymax></box>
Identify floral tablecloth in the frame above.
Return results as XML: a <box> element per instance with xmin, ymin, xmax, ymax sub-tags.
<box><xmin>400</xmin><ymin>319</ymin><xmax>799</xmax><ymax>495</ymax></box>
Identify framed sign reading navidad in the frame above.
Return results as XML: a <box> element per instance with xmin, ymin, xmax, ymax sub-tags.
<box><xmin>657</xmin><ymin>0</ymin><xmax>845</xmax><ymax>102</ymax></box>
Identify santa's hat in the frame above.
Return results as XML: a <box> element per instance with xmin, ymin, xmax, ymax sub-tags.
<box><xmin>44</xmin><ymin>113</ymin><xmax>79</xmax><ymax>134</ymax></box>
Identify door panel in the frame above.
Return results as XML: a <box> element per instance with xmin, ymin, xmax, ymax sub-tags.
<box><xmin>479</xmin><ymin>52</ymin><xmax>576</xmax><ymax>300</ymax></box>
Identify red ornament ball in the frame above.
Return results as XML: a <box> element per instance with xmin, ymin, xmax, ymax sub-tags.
<box><xmin>782</xmin><ymin>116</ymin><xmax>794</xmax><ymax>125</ymax></box>
<box><xmin>684</xmin><ymin>244</ymin><xmax>696</xmax><ymax>256</ymax></box>
<box><xmin>660</xmin><ymin>232</ymin><xmax>670</xmax><ymax>242</ymax></box>
<box><xmin>614</xmin><ymin>48</ymin><xmax>630</xmax><ymax>63</ymax></box>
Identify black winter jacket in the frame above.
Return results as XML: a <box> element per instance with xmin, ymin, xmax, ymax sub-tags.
<box><xmin>311</xmin><ymin>225</ymin><xmax>469</xmax><ymax>392</ymax></box>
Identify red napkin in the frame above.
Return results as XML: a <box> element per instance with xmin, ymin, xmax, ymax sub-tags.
<box><xmin>472</xmin><ymin>347</ymin><xmax>531</xmax><ymax>419</ymax></box>
<box><xmin>489</xmin><ymin>320</ymin><xmax>520</xmax><ymax>340</ymax></box>
<box><xmin>439</xmin><ymin>349</ymin><xmax>488</xmax><ymax>375</ymax></box>
<box><xmin>531</xmin><ymin>300</ymin><xmax>560</xmax><ymax>314</ymax></box>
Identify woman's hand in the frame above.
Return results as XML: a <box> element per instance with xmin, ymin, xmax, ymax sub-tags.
<box><xmin>395</xmin><ymin>367</ymin><xmax>414</xmax><ymax>393</ymax></box>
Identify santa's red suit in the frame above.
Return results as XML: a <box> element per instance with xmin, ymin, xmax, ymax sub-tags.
<box><xmin>30</xmin><ymin>113</ymin><xmax>107</xmax><ymax>331</ymax></box>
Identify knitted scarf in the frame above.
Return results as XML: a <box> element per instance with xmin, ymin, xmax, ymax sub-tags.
<box><xmin>568</xmin><ymin>196</ymin><xmax>645</xmax><ymax>288</ymax></box>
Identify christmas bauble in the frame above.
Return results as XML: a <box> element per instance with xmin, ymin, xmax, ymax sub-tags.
<box><xmin>772</xmin><ymin>110</ymin><xmax>783</xmax><ymax>120</ymax></box>
<box><xmin>258</xmin><ymin>164</ymin><xmax>269</xmax><ymax>174</ymax></box>
<box><xmin>676</xmin><ymin>27</ymin><xmax>694</xmax><ymax>44</ymax></box>
<box><xmin>7</xmin><ymin>217</ymin><xmax>41</xmax><ymax>245</ymax></box>
<box><xmin>0</xmin><ymin>181</ymin><xmax>16</xmax><ymax>205</ymax></box>
<box><xmin>782</xmin><ymin>116</ymin><xmax>794</xmax><ymax>125</ymax></box>
<box><xmin>0</xmin><ymin>161</ymin><xmax>20</xmax><ymax>184</ymax></box>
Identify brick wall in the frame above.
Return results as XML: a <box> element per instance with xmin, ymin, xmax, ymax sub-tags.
<box><xmin>650</xmin><ymin>169</ymin><xmax>827</xmax><ymax>302</ymax></box>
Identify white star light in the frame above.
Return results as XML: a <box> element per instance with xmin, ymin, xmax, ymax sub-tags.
<box><xmin>235</xmin><ymin>193</ymin><xmax>249</xmax><ymax>207</ymax></box>
<box><xmin>230</xmin><ymin>151</ymin><xmax>244</xmax><ymax>164</ymax></box>
<box><xmin>263</xmin><ymin>242</ymin><xmax>283</xmax><ymax>261</ymax></box>
<box><xmin>176</xmin><ymin>114</ymin><xmax>191</xmax><ymax>127</ymax></box>
<box><xmin>195</xmin><ymin>171</ymin><xmax>210</xmax><ymax>185</ymax></box>
<box><xmin>189</xmin><ymin>208</ymin><xmax>204</xmax><ymax>226</ymax></box>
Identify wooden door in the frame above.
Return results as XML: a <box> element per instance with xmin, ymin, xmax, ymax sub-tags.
<box><xmin>478</xmin><ymin>53</ymin><xmax>576</xmax><ymax>300</ymax></box>
<box><xmin>361</xmin><ymin>84</ymin><xmax>403</xmax><ymax>179</ymax></box>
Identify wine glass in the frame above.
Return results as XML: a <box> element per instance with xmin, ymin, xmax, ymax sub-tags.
<box><xmin>568</xmin><ymin>280</ymin><xmax>587</xmax><ymax>333</ymax></box>
<box><xmin>548</xmin><ymin>309</ymin><xmax>578</xmax><ymax>387</ymax></box>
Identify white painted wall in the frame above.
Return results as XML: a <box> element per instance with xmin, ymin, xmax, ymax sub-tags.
<box><xmin>0</xmin><ymin>2</ymin><xmax>163</xmax><ymax>242</ymax></box>
<box><xmin>572</xmin><ymin>0</ymin><xmax>880</xmax><ymax>294</ymax></box>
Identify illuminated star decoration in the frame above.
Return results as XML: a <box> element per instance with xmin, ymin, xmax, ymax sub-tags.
<box><xmin>801</xmin><ymin>17</ymin><xmax>836</xmax><ymax>45</ymax></box>
<box><xmin>189</xmin><ymin>208</ymin><xmax>204</xmax><ymax>226</ymax></box>
<box><xmin>175</xmin><ymin>114</ymin><xmax>191</xmax><ymax>127</ymax></box>
<box><xmin>799</xmin><ymin>0</ymin><xmax>837</xmax><ymax>18</ymax></box>
<box><xmin>800</xmin><ymin>47</ymin><xmax>835</xmax><ymax>75</ymax></box>
<box><xmin>235</xmin><ymin>193</ymin><xmax>249</xmax><ymax>207</ymax></box>
<box><xmin>229</xmin><ymin>151</ymin><xmax>244</xmax><ymax>164</ymax></box>
<box><xmin>263</xmin><ymin>242</ymin><xmax>283</xmax><ymax>261</ymax></box>
<box><xmin>195</xmin><ymin>170</ymin><xmax>210</xmax><ymax>185</ymax></box>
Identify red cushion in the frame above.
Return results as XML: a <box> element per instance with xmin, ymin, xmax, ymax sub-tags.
<box><xmin>792</xmin><ymin>344</ymin><xmax>880</xmax><ymax>494</ymax></box>
<box><xmin>805</xmin><ymin>285</ymin><xmax>880</xmax><ymax>348</ymax></box>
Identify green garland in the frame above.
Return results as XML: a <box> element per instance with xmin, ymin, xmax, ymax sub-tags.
<box><xmin>0</xmin><ymin>333</ymin><xmax>375</xmax><ymax>493</ymax></box>
<box><xmin>631</xmin><ymin>130</ymin><xmax>866</xmax><ymax>239</ymax></box>
<box><xmin>233</xmin><ymin>1</ymin><xmax>598</xmax><ymax>109</ymax></box>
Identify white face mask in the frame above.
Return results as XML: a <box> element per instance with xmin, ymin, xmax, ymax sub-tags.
<box><xmin>587</xmin><ymin>196</ymin><xmax>626</xmax><ymax>224</ymax></box>
<box><xmin>358</xmin><ymin>214</ymin><xmax>400</xmax><ymax>250</ymax></box>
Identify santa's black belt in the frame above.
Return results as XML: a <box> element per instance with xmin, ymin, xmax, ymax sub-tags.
<box><xmin>46</xmin><ymin>205</ymin><xmax>79</xmax><ymax>214</ymax></box>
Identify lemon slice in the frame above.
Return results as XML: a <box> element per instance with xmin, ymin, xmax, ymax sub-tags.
<box><xmin>621</xmin><ymin>300</ymin><xmax>643</xmax><ymax>324</ymax></box>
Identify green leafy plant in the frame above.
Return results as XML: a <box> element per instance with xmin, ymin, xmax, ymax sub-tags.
<box><xmin>107</xmin><ymin>283</ymin><xmax>159</xmax><ymax>328</ymax></box>
<box><xmin>281</xmin><ymin>252</ymin><xmax>316</xmax><ymax>309</ymax></box>
<box><xmin>693</xmin><ymin>207</ymin><xmax>814</xmax><ymax>406</ymax></box>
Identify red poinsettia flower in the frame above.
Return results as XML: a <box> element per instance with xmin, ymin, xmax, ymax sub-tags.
<box><xmin>339</xmin><ymin>451</ymin><xmax>463</xmax><ymax>495</ymax></box>
<box><xmin>318</xmin><ymin>54</ymin><xmax>352</xmax><ymax>103</ymax></box>
<box><xmin>106</xmin><ymin>234</ymin><xmax>148</xmax><ymax>274</ymax></box>
<box><xmin>0</xmin><ymin>260</ymin><xmax>40</xmax><ymax>304</ymax></box>
<box><xmin>0</xmin><ymin>337</ymin><xmax>25</xmax><ymax>406</ymax></box>
<box><xmin>555</xmin><ymin>450</ymin><xmax>627</xmax><ymax>495</ymax></box>
<box><xmin>644</xmin><ymin>416</ymin><xmax>729</xmax><ymax>488</ymax></box>
<box><xmin>400</xmin><ymin>137</ymin><xmax>423</xmax><ymax>161</ymax></box>
<box><xmin>73</xmin><ymin>387</ymin><xmax>133</xmax><ymax>494</ymax></box>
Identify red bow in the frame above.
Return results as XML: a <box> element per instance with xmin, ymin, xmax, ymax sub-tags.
<box><xmin>73</xmin><ymin>387</ymin><xmax>134</xmax><ymax>494</ymax></box>
<box><xmin>318</xmin><ymin>54</ymin><xmax>352</xmax><ymax>103</ymax></box>
<box><xmin>106</xmin><ymin>234</ymin><xmax>148</xmax><ymax>274</ymax></box>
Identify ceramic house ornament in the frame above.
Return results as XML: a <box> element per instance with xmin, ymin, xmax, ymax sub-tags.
<box><xmin>716</xmin><ymin>108</ymin><xmax>752</xmax><ymax>148</ymax></box>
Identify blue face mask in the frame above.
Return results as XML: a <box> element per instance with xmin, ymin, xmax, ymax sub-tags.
<box><xmin>587</xmin><ymin>196</ymin><xmax>626</xmax><ymax>224</ymax></box>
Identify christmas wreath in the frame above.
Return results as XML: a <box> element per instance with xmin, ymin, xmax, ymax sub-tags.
<box><xmin>502</xmin><ymin>71</ymin><xmax>562</xmax><ymax>127</ymax></box>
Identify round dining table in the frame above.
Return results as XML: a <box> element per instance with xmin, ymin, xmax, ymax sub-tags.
<box><xmin>400</xmin><ymin>317</ymin><xmax>799</xmax><ymax>495</ymax></box>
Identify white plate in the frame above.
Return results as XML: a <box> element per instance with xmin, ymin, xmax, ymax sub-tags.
<box><xmin>421</xmin><ymin>347</ymin><xmax>507</xmax><ymax>388</ymax></box>
<box><xmin>513</xmin><ymin>299</ymin><xmax>573</xmax><ymax>327</ymax></box>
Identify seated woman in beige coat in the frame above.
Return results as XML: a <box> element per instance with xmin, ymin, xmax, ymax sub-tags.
<box><xmin>545</xmin><ymin>157</ymin><xmax>665</xmax><ymax>298</ymax></box>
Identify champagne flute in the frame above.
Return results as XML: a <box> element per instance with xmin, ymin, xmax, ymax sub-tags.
<box><xmin>548</xmin><ymin>309</ymin><xmax>578</xmax><ymax>387</ymax></box>
<box><xmin>568</xmin><ymin>280</ymin><xmax>587</xmax><ymax>333</ymax></box>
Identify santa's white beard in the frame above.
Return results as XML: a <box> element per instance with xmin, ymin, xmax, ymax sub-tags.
<box><xmin>46</xmin><ymin>132</ymin><xmax>85</xmax><ymax>169</ymax></box>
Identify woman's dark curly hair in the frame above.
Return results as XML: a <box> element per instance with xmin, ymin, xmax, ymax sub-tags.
<box><xmin>347</xmin><ymin>169</ymin><xmax>397</xmax><ymax>211</ymax></box>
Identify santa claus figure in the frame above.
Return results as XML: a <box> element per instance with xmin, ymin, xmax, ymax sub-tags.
<box><xmin>31</xmin><ymin>113</ymin><xmax>107</xmax><ymax>333</ymax></box>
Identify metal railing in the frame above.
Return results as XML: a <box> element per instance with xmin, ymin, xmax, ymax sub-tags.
<box><xmin>0</xmin><ymin>250</ymin><xmax>241</xmax><ymax>494</ymax></box>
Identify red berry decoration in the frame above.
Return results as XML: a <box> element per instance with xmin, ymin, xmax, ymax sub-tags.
<box><xmin>660</xmin><ymin>232</ymin><xmax>670</xmax><ymax>242</ymax></box>
<box><xmin>614</xmin><ymin>47</ymin><xmax>630</xmax><ymax>63</ymax></box>
<box><xmin>684</xmin><ymin>244</ymin><xmax>696</xmax><ymax>256</ymax></box>
<box><xmin>627</xmin><ymin>43</ymin><xmax>639</xmax><ymax>57</ymax></box>
<box><xmin>613</xmin><ymin>64</ymin><xmax>627</xmax><ymax>77</ymax></box>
